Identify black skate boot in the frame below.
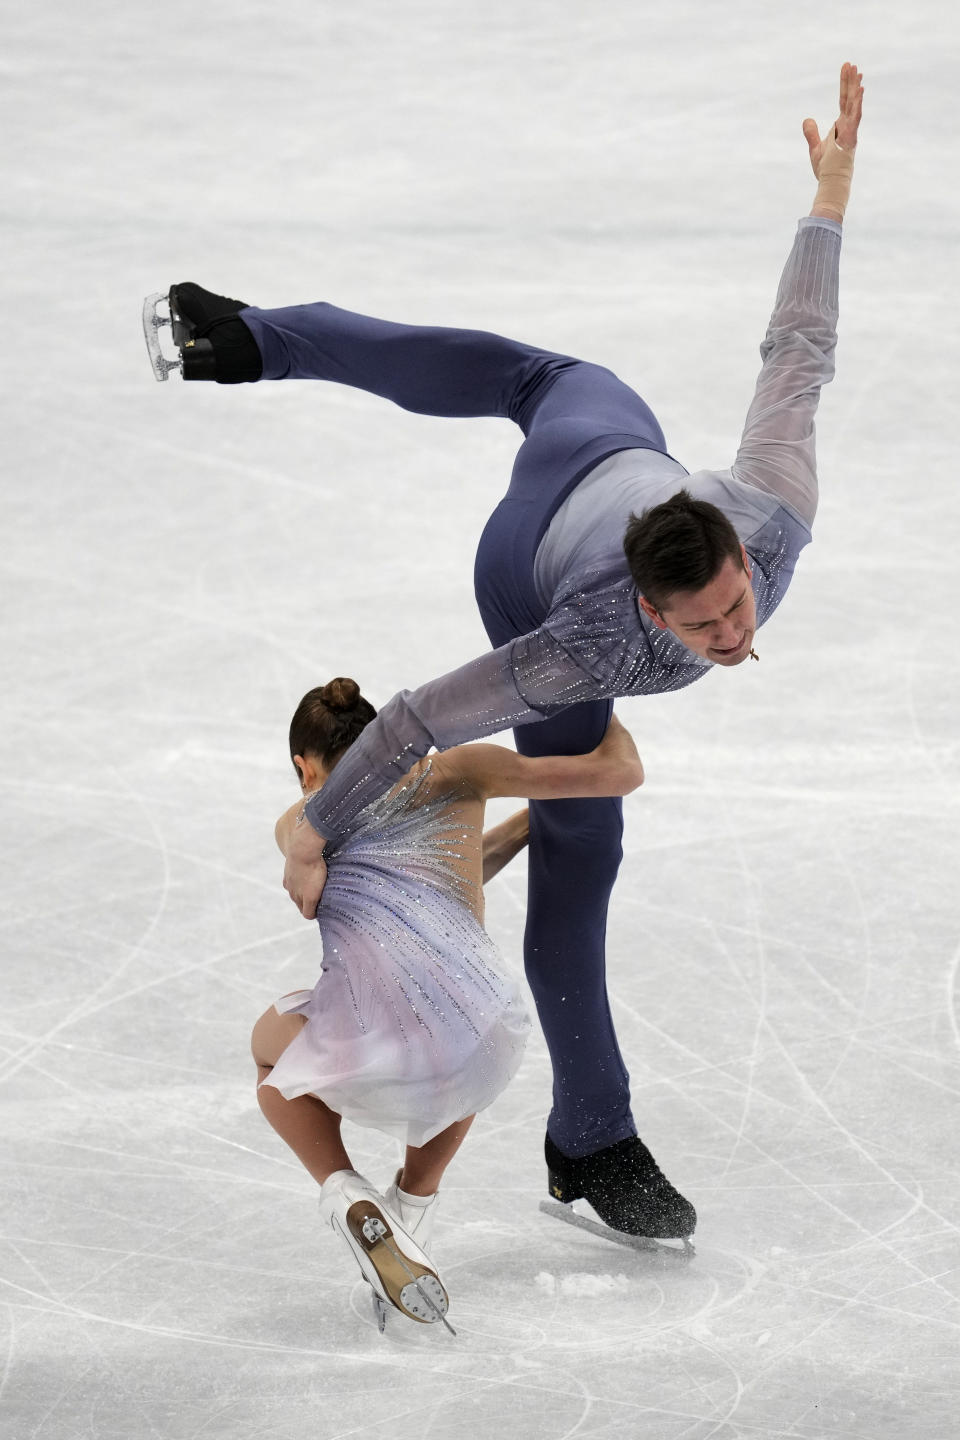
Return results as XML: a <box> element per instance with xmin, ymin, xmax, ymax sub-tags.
<box><xmin>142</xmin><ymin>283</ymin><xmax>262</xmax><ymax>382</ymax></box>
<box><xmin>545</xmin><ymin>1132</ymin><xmax>696</xmax><ymax>1240</ymax></box>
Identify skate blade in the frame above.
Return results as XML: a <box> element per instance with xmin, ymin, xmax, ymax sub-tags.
<box><xmin>370</xmin><ymin>1285</ymin><xmax>388</xmax><ymax>1334</ymax></box>
<box><xmin>142</xmin><ymin>292</ymin><xmax>181</xmax><ymax>382</ymax></box>
<box><xmin>539</xmin><ymin>1200</ymin><xmax>696</xmax><ymax>1261</ymax></box>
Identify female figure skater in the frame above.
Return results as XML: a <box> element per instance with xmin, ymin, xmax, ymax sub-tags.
<box><xmin>251</xmin><ymin>677</ymin><xmax>643</xmax><ymax>1331</ymax></box>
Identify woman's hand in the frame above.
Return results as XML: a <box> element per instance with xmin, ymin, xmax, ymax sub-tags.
<box><xmin>282</xmin><ymin>813</ymin><xmax>329</xmax><ymax>918</ymax></box>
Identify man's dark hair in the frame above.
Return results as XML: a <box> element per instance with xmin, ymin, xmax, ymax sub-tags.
<box><xmin>623</xmin><ymin>488</ymin><xmax>744</xmax><ymax>612</ymax></box>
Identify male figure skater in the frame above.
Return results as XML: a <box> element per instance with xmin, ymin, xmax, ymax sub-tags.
<box><xmin>147</xmin><ymin>65</ymin><xmax>863</xmax><ymax>1241</ymax></box>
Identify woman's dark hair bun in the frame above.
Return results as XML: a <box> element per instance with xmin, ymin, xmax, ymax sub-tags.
<box><xmin>320</xmin><ymin>677</ymin><xmax>360</xmax><ymax>712</ymax></box>
<box><xmin>289</xmin><ymin>678</ymin><xmax>376</xmax><ymax>774</ymax></box>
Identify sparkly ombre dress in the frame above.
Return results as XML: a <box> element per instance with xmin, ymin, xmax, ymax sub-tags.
<box><xmin>265</xmin><ymin>760</ymin><xmax>531</xmax><ymax>1146</ymax></box>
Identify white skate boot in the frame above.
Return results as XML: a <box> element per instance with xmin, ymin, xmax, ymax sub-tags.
<box><xmin>383</xmin><ymin>1170</ymin><xmax>441</xmax><ymax>1255</ymax></box>
<box><xmin>319</xmin><ymin>1169</ymin><xmax>453</xmax><ymax>1334</ymax></box>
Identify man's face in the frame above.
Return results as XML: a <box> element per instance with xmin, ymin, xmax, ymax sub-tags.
<box><xmin>639</xmin><ymin>551</ymin><xmax>757</xmax><ymax>666</ymax></box>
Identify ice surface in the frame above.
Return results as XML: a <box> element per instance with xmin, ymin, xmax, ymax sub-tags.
<box><xmin>3</xmin><ymin>3</ymin><xmax>959</xmax><ymax>1437</ymax></box>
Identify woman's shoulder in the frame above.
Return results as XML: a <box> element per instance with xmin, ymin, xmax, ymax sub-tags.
<box><xmin>386</xmin><ymin>755</ymin><xmax>433</xmax><ymax>796</ymax></box>
<box><xmin>381</xmin><ymin>754</ymin><xmax>475</xmax><ymax>814</ymax></box>
<box><xmin>412</xmin><ymin>751</ymin><xmax>479</xmax><ymax>801</ymax></box>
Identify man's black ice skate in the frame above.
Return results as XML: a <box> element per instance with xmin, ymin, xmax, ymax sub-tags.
<box><xmin>543</xmin><ymin>1133</ymin><xmax>696</xmax><ymax>1245</ymax></box>
<box><xmin>142</xmin><ymin>283</ymin><xmax>262</xmax><ymax>383</ymax></box>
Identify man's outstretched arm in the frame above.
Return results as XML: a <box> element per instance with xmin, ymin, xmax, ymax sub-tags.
<box><xmin>281</xmin><ymin>625</ymin><xmax>605</xmax><ymax>917</ymax></box>
<box><xmin>728</xmin><ymin>63</ymin><xmax>864</xmax><ymax>529</ymax></box>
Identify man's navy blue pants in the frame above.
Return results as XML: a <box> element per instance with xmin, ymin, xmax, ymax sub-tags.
<box><xmin>242</xmin><ymin>298</ymin><xmax>669</xmax><ymax>1155</ymax></box>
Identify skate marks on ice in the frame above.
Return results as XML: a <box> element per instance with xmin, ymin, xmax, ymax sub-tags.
<box><xmin>358</xmin><ymin>1196</ymin><xmax>697</xmax><ymax>1350</ymax></box>
<box><xmin>346</xmin><ymin>1276</ymin><xmax>551</xmax><ymax>1352</ymax></box>
<box><xmin>317</xmin><ymin>1266</ymin><xmax>760</xmax><ymax>1440</ymax></box>
<box><xmin>337</xmin><ymin>1223</ymin><xmax>761</xmax><ymax>1363</ymax></box>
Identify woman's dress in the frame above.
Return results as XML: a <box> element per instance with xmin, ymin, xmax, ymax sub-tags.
<box><xmin>265</xmin><ymin>762</ymin><xmax>530</xmax><ymax>1146</ymax></box>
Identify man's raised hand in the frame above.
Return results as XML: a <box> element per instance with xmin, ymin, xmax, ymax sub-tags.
<box><xmin>803</xmin><ymin>62</ymin><xmax>863</xmax><ymax>223</ymax></box>
<box><xmin>803</xmin><ymin>61</ymin><xmax>864</xmax><ymax>174</ymax></box>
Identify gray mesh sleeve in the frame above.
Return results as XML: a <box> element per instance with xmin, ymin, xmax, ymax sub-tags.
<box><xmin>304</xmin><ymin>629</ymin><xmax>597</xmax><ymax>842</ymax></box>
<box><xmin>732</xmin><ymin>218</ymin><xmax>842</xmax><ymax>528</ymax></box>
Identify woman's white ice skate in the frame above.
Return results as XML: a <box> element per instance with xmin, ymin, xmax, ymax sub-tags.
<box><xmin>383</xmin><ymin>1170</ymin><xmax>441</xmax><ymax>1254</ymax></box>
<box><xmin>319</xmin><ymin>1170</ymin><xmax>454</xmax><ymax>1334</ymax></box>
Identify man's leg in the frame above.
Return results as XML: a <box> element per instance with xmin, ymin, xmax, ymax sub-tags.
<box><xmin>167</xmin><ymin>283</ymin><xmax>666</xmax><ymax>460</ymax></box>
<box><xmin>472</xmin><ymin>361</ymin><xmax>696</xmax><ymax>1237</ymax></box>
<box><xmin>467</xmin><ymin>355</ymin><xmax>667</xmax><ymax>1153</ymax></box>
<box><xmin>474</xmin><ymin>677</ymin><xmax>694</xmax><ymax>1237</ymax></box>
<box><xmin>241</xmin><ymin>300</ymin><xmax>572</xmax><ymax>420</ymax></box>
<box><xmin>513</xmin><ymin>700</ymin><xmax>631</xmax><ymax>1156</ymax></box>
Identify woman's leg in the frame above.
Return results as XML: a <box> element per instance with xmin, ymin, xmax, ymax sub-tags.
<box><xmin>399</xmin><ymin>1116</ymin><xmax>475</xmax><ymax>1198</ymax></box>
<box><xmin>252</xmin><ymin>1008</ymin><xmax>452</xmax><ymax>1319</ymax></box>
<box><xmin>251</xmin><ymin>1006</ymin><xmax>351</xmax><ymax>1185</ymax></box>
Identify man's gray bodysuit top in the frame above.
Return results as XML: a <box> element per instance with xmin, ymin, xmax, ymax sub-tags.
<box><xmin>307</xmin><ymin>216</ymin><xmax>841</xmax><ymax>844</ymax></box>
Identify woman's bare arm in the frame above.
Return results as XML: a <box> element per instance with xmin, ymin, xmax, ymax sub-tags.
<box><xmin>481</xmin><ymin>809</ymin><xmax>530</xmax><ymax>884</ymax></box>
<box><xmin>447</xmin><ymin>712</ymin><xmax>643</xmax><ymax>803</ymax></box>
